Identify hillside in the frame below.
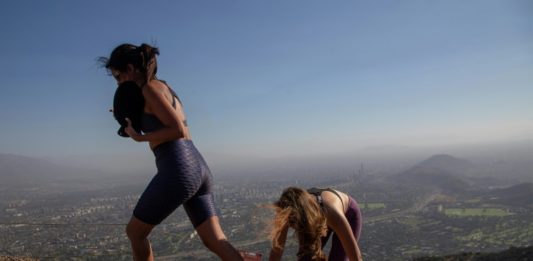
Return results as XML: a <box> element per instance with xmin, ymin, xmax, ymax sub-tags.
<box><xmin>481</xmin><ymin>182</ymin><xmax>533</xmax><ymax>207</ymax></box>
<box><xmin>389</xmin><ymin>154</ymin><xmax>472</xmax><ymax>191</ymax></box>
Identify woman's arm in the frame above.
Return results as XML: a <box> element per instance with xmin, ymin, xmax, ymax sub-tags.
<box><xmin>269</xmin><ymin>224</ymin><xmax>289</xmax><ymax>261</ymax></box>
<box><xmin>325</xmin><ymin>205</ymin><xmax>363</xmax><ymax>261</ymax></box>
<box><xmin>125</xmin><ymin>118</ymin><xmax>182</xmax><ymax>143</ymax></box>
<box><xmin>124</xmin><ymin>81</ymin><xmax>184</xmax><ymax>142</ymax></box>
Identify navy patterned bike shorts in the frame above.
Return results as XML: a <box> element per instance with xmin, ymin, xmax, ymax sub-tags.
<box><xmin>133</xmin><ymin>139</ymin><xmax>217</xmax><ymax>227</ymax></box>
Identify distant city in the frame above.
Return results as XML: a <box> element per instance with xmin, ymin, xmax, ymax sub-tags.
<box><xmin>1</xmin><ymin>147</ymin><xmax>532</xmax><ymax>260</ymax></box>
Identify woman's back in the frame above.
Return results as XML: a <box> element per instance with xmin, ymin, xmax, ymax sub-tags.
<box><xmin>308</xmin><ymin>187</ymin><xmax>350</xmax><ymax>214</ymax></box>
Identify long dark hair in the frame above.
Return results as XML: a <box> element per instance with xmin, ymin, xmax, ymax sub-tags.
<box><xmin>99</xmin><ymin>43</ymin><xmax>160</xmax><ymax>84</ymax></box>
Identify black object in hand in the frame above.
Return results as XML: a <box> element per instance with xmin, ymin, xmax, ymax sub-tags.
<box><xmin>113</xmin><ymin>81</ymin><xmax>145</xmax><ymax>137</ymax></box>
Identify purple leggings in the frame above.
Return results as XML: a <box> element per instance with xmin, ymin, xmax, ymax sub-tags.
<box><xmin>299</xmin><ymin>197</ymin><xmax>362</xmax><ymax>261</ymax></box>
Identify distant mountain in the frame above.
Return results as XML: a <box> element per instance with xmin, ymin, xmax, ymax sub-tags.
<box><xmin>412</xmin><ymin>154</ymin><xmax>473</xmax><ymax>175</ymax></box>
<box><xmin>0</xmin><ymin>153</ymin><xmax>105</xmax><ymax>189</ymax></box>
<box><xmin>389</xmin><ymin>154</ymin><xmax>472</xmax><ymax>191</ymax></box>
<box><xmin>481</xmin><ymin>182</ymin><xmax>533</xmax><ymax>207</ymax></box>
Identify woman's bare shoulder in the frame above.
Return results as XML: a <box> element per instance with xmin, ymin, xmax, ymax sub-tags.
<box><xmin>142</xmin><ymin>80</ymin><xmax>171</xmax><ymax>101</ymax></box>
<box><xmin>322</xmin><ymin>190</ymin><xmax>348</xmax><ymax>213</ymax></box>
<box><xmin>143</xmin><ymin>80</ymin><xmax>167</xmax><ymax>93</ymax></box>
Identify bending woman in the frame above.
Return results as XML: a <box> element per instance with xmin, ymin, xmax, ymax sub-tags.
<box><xmin>101</xmin><ymin>43</ymin><xmax>243</xmax><ymax>261</ymax></box>
<box><xmin>269</xmin><ymin>187</ymin><xmax>363</xmax><ymax>261</ymax></box>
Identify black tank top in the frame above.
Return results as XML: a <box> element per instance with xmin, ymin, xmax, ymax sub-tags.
<box><xmin>307</xmin><ymin>187</ymin><xmax>345</xmax><ymax>210</ymax></box>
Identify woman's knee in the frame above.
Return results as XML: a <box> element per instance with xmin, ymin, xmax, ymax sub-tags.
<box><xmin>126</xmin><ymin>217</ymin><xmax>154</xmax><ymax>241</ymax></box>
<box><xmin>195</xmin><ymin>217</ymin><xmax>229</xmax><ymax>250</ymax></box>
<box><xmin>126</xmin><ymin>223</ymin><xmax>138</xmax><ymax>240</ymax></box>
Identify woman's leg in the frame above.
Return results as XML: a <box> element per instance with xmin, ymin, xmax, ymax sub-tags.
<box><xmin>126</xmin><ymin>216</ymin><xmax>156</xmax><ymax>261</ymax></box>
<box><xmin>195</xmin><ymin>216</ymin><xmax>243</xmax><ymax>261</ymax></box>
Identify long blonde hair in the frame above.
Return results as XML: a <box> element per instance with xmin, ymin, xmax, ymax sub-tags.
<box><xmin>271</xmin><ymin>187</ymin><xmax>328</xmax><ymax>260</ymax></box>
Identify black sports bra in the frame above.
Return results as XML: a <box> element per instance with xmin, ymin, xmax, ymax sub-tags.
<box><xmin>141</xmin><ymin>83</ymin><xmax>185</xmax><ymax>133</ymax></box>
<box><xmin>307</xmin><ymin>187</ymin><xmax>345</xmax><ymax>210</ymax></box>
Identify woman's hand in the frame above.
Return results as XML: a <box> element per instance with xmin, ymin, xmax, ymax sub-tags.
<box><xmin>124</xmin><ymin>118</ymin><xmax>145</xmax><ymax>142</ymax></box>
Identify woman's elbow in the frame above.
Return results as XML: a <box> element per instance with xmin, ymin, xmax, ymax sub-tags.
<box><xmin>166</xmin><ymin>126</ymin><xmax>183</xmax><ymax>140</ymax></box>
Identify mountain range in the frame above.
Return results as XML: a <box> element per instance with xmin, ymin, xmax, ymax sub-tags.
<box><xmin>0</xmin><ymin>153</ymin><xmax>108</xmax><ymax>190</ymax></box>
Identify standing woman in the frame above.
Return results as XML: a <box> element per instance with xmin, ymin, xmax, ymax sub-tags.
<box><xmin>269</xmin><ymin>187</ymin><xmax>363</xmax><ymax>261</ymax></box>
<box><xmin>101</xmin><ymin>43</ymin><xmax>243</xmax><ymax>261</ymax></box>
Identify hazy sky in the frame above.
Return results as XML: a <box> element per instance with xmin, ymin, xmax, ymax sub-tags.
<box><xmin>0</xmin><ymin>0</ymin><xmax>531</xmax><ymax>162</ymax></box>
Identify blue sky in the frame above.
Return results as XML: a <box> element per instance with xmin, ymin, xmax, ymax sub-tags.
<box><xmin>0</xmin><ymin>0</ymin><xmax>531</xmax><ymax>163</ymax></box>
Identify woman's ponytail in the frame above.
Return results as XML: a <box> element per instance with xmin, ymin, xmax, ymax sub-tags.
<box><xmin>138</xmin><ymin>43</ymin><xmax>160</xmax><ymax>82</ymax></box>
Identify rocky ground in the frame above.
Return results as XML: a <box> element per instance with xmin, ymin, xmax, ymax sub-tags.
<box><xmin>413</xmin><ymin>246</ymin><xmax>533</xmax><ymax>261</ymax></box>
